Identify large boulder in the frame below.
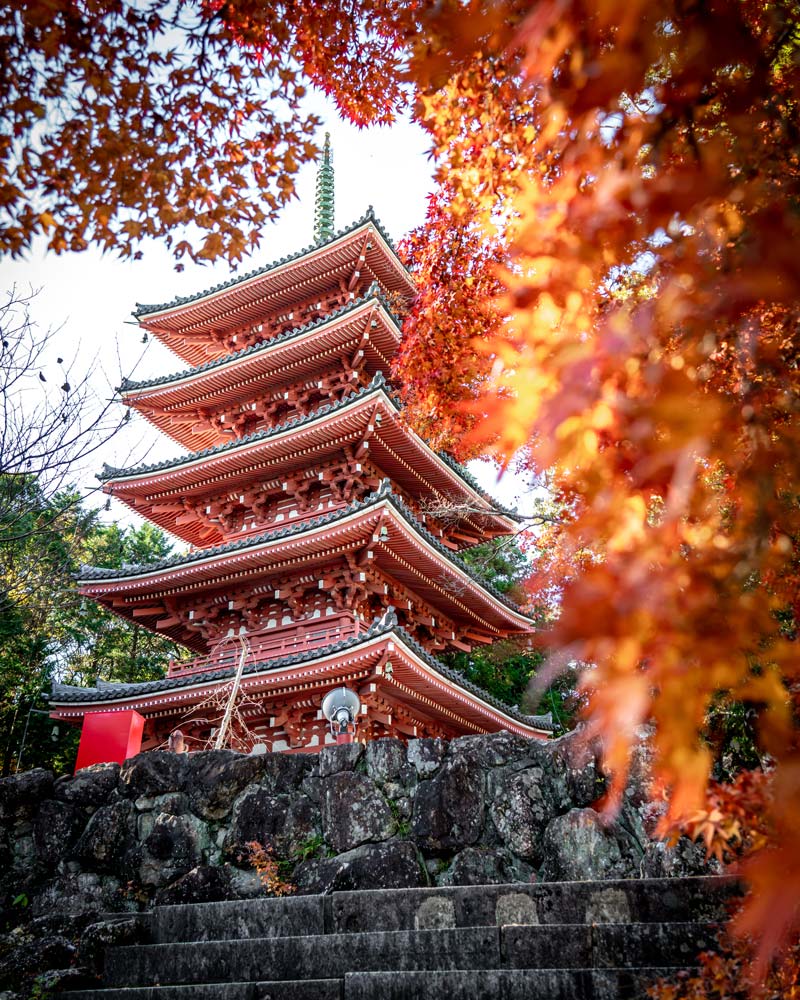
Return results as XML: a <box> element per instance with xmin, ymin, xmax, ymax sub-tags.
<box><xmin>489</xmin><ymin>766</ymin><xmax>563</xmax><ymax>862</ymax></box>
<box><xmin>406</xmin><ymin>738</ymin><xmax>445</xmax><ymax>778</ymax></box>
<box><xmin>453</xmin><ymin>731</ymin><xmax>539</xmax><ymax>769</ymax></box>
<box><xmin>31</xmin><ymin>872</ymin><xmax>128</xmax><ymax>917</ymax></box>
<box><xmin>0</xmin><ymin>768</ymin><xmax>53</xmax><ymax>821</ymax></box>
<box><xmin>294</xmin><ymin>839</ymin><xmax>426</xmax><ymax>895</ymax></box>
<box><xmin>260</xmin><ymin>753</ymin><xmax>315</xmax><ymax>794</ymax></box>
<box><xmin>185</xmin><ymin>751</ymin><xmax>267</xmax><ymax>821</ymax></box>
<box><xmin>156</xmin><ymin>865</ymin><xmax>234</xmax><ymax>906</ymax></box>
<box><xmin>73</xmin><ymin>800</ymin><xmax>136</xmax><ymax>873</ymax></box>
<box><xmin>78</xmin><ymin>916</ymin><xmax>147</xmax><ymax>975</ymax></box>
<box><xmin>318</xmin><ymin>742</ymin><xmax>363</xmax><ymax>777</ymax></box>
<box><xmin>119</xmin><ymin>752</ymin><xmax>187</xmax><ymax>800</ymax></box>
<box><xmin>438</xmin><ymin>846</ymin><xmax>533</xmax><ymax>887</ymax></box>
<box><xmin>225</xmin><ymin>787</ymin><xmax>319</xmax><ymax>860</ymax></box>
<box><xmin>54</xmin><ymin>763</ymin><xmax>120</xmax><ymax>808</ymax></box>
<box><xmin>642</xmin><ymin>834</ymin><xmax>721</xmax><ymax>879</ymax></box>
<box><xmin>539</xmin><ymin>807</ymin><xmax>626</xmax><ymax>881</ymax></box>
<box><xmin>365</xmin><ymin>738</ymin><xmax>408</xmax><ymax>784</ymax></box>
<box><xmin>0</xmin><ymin>935</ymin><xmax>75</xmax><ymax>991</ymax></box>
<box><xmin>142</xmin><ymin>813</ymin><xmax>210</xmax><ymax>873</ymax></box>
<box><xmin>321</xmin><ymin>772</ymin><xmax>394</xmax><ymax>853</ymax></box>
<box><xmin>548</xmin><ymin>727</ymin><xmax>604</xmax><ymax>808</ymax></box>
<box><xmin>33</xmin><ymin>799</ymin><xmax>85</xmax><ymax>864</ymax></box>
<box><xmin>412</xmin><ymin>752</ymin><xmax>484</xmax><ymax>850</ymax></box>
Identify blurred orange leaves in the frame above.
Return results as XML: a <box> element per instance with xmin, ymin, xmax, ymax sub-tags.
<box><xmin>394</xmin><ymin>0</ymin><xmax>800</xmax><ymax>981</ymax></box>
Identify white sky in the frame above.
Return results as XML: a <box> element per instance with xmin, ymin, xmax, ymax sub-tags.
<box><xmin>0</xmin><ymin>94</ymin><xmax>529</xmax><ymax>545</ymax></box>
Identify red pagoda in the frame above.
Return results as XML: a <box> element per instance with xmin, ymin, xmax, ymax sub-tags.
<box><xmin>52</xmin><ymin>140</ymin><xmax>552</xmax><ymax>755</ymax></box>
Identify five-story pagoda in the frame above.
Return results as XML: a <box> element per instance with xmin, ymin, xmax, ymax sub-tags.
<box><xmin>52</xmin><ymin>139</ymin><xmax>552</xmax><ymax>756</ymax></box>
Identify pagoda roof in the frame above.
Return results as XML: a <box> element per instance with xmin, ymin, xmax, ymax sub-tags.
<box><xmin>49</xmin><ymin>610</ymin><xmax>553</xmax><ymax>737</ymax></box>
<box><xmin>119</xmin><ymin>291</ymin><xmax>402</xmax><ymax>444</ymax></box>
<box><xmin>134</xmin><ymin>211</ymin><xmax>415</xmax><ymax>366</ymax></box>
<box><xmin>77</xmin><ymin>484</ymin><xmax>532</xmax><ymax>641</ymax></box>
<box><xmin>102</xmin><ymin>376</ymin><xmax>517</xmax><ymax>546</ymax></box>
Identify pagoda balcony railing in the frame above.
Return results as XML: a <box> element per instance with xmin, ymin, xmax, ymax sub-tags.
<box><xmin>166</xmin><ymin>614</ymin><xmax>363</xmax><ymax>679</ymax></box>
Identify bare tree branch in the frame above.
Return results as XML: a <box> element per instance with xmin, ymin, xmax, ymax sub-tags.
<box><xmin>0</xmin><ymin>284</ymin><xmax>127</xmax><ymax>537</ymax></box>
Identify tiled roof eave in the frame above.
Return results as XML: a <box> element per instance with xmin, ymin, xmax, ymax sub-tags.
<box><xmin>101</xmin><ymin>374</ymin><xmax>392</xmax><ymax>483</ymax></box>
<box><xmin>134</xmin><ymin>210</ymin><xmax>413</xmax><ymax>322</ymax></box>
<box><xmin>120</xmin><ymin>290</ymin><xmax>401</xmax><ymax>396</ymax></box>
<box><xmin>106</xmin><ymin>383</ymin><xmax>517</xmax><ymax>536</ymax></box>
<box><xmin>77</xmin><ymin>484</ymin><xmax>533</xmax><ymax>621</ymax></box>
<box><xmin>48</xmin><ymin>614</ymin><xmax>553</xmax><ymax>732</ymax></box>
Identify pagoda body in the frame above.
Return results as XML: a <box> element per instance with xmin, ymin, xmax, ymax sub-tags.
<box><xmin>52</xmin><ymin>176</ymin><xmax>551</xmax><ymax>752</ymax></box>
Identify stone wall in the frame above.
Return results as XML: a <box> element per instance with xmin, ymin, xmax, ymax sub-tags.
<box><xmin>0</xmin><ymin>730</ymin><xmax>713</xmax><ymax>994</ymax></box>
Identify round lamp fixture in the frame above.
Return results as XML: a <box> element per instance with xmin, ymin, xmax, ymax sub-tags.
<box><xmin>321</xmin><ymin>686</ymin><xmax>361</xmax><ymax>744</ymax></box>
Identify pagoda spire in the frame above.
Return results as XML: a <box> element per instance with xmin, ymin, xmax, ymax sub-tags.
<box><xmin>313</xmin><ymin>132</ymin><xmax>335</xmax><ymax>244</ymax></box>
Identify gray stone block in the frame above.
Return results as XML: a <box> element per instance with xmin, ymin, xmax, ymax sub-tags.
<box><xmin>318</xmin><ymin>743</ymin><xmax>363</xmax><ymax>777</ymax></box>
<box><xmin>502</xmin><ymin>923</ymin><xmax>593</xmax><ymax>968</ymax></box>
<box><xmin>317</xmin><ymin>876</ymin><xmax>738</xmax><ymax>937</ymax></box>
<box><xmin>225</xmin><ymin>786</ymin><xmax>319</xmax><ymax>860</ymax></box>
<box><xmin>62</xmin><ymin>981</ymin><xmax>341</xmax><ymax>1000</ymax></box>
<box><xmin>105</xmin><ymin>927</ymin><xmax>501</xmax><ymax>987</ymax></box>
<box><xmin>345</xmin><ymin>969</ymin><xmax>600</xmax><ymax>999</ymax></box>
<box><xmin>0</xmin><ymin>767</ymin><xmax>53</xmax><ymax>819</ymax></box>
<box><xmin>73</xmin><ymin>800</ymin><xmax>137</xmax><ymax>873</ymax></box>
<box><xmin>120</xmin><ymin>752</ymin><xmax>188</xmax><ymax>800</ymax></box>
<box><xmin>412</xmin><ymin>754</ymin><xmax>484</xmax><ymax>850</ymax></box>
<box><xmin>539</xmin><ymin>808</ymin><xmax>625</xmax><ymax>881</ymax></box>
<box><xmin>592</xmin><ymin>921</ymin><xmax>719</xmax><ymax>968</ymax></box>
<box><xmin>406</xmin><ymin>738</ymin><xmax>445</xmax><ymax>777</ymax></box>
<box><xmin>55</xmin><ymin>764</ymin><xmax>119</xmax><ymax>808</ymax></box>
<box><xmin>150</xmin><ymin>894</ymin><xmax>324</xmax><ymax>943</ymax></box>
<box><xmin>33</xmin><ymin>798</ymin><xmax>84</xmax><ymax>864</ymax></box>
<box><xmin>186</xmin><ymin>751</ymin><xmax>267</xmax><ymax>821</ymax></box>
<box><xmin>489</xmin><ymin>767</ymin><xmax>556</xmax><ymax>862</ymax></box>
<box><xmin>365</xmin><ymin>738</ymin><xmax>407</xmax><ymax>783</ymax></box>
<box><xmin>295</xmin><ymin>839</ymin><xmax>427</xmax><ymax>895</ymax></box>
<box><xmin>321</xmin><ymin>772</ymin><xmax>394</xmax><ymax>852</ymax></box>
<box><xmin>345</xmin><ymin>969</ymin><xmax>508</xmax><ymax>1000</ymax></box>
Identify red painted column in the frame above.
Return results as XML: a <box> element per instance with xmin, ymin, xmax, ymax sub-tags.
<box><xmin>74</xmin><ymin>710</ymin><xmax>145</xmax><ymax>772</ymax></box>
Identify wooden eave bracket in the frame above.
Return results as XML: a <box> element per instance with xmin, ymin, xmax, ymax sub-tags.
<box><xmin>347</xmin><ymin>232</ymin><xmax>373</xmax><ymax>292</ymax></box>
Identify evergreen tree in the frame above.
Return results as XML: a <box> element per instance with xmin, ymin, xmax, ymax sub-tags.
<box><xmin>0</xmin><ymin>474</ymin><xmax>184</xmax><ymax>773</ymax></box>
<box><xmin>445</xmin><ymin>536</ymin><xmax>577</xmax><ymax>735</ymax></box>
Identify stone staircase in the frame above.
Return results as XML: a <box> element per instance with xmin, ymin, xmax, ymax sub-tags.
<box><xmin>62</xmin><ymin>875</ymin><xmax>738</xmax><ymax>1000</ymax></box>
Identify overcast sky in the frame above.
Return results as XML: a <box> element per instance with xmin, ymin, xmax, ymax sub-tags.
<box><xmin>0</xmin><ymin>94</ymin><xmax>531</xmax><ymax>543</ymax></box>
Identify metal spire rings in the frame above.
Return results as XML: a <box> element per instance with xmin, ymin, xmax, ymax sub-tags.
<box><xmin>314</xmin><ymin>132</ymin><xmax>335</xmax><ymax>245</ymax></box>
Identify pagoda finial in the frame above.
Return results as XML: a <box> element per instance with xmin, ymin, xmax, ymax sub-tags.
<box><xmin>313</xmin><ymin>132</ymin><xmax>335</xmax><ymax>245</ymax></box>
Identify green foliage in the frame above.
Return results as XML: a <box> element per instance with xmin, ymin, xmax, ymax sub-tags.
<box><xmin>705</xmin><ymin>697</ymin><xmax>766</xmax><ymax>783</ymax></box>
<box><xmin>0</xmin><ymin>473</ymin><xmax>185</xmax><ymax>774</ymax></box>
<box><xmin>448</xmin><ymin>534</ymin><xmax>579</xmax><ymax>735</ymax></box>
<box><xmin>458</xmin><ymin>537</ymin><xmax>529</xmax><ymax>598</ymax></box>
<box><xmin>293</xmin><ymin>833</ymin><xmax>325</xmax><ymax>863</ymax></box>
<box><xmin>65</xmin><ymin>521</ymin><xmax>187</xmax><ymax>688</ymax></box>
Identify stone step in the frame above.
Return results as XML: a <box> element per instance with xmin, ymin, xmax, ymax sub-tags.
<box><xmin>344</xmin><ymin>967</ymin><xmax>694</xmax><ymax>1000</ymax></box>
<box><xmin>150</xmin><ymin>893</ymin><xmax>323</xmax><ymax>944</ymax></box>
<box><xmin>327</xmin><ymin>875</ymin><xmax>735</xmax><ymax>937</ymax></box>
<box><xmin>504</xmin><ymin>921</ymin><xmax>717</xmax><ymax>970</ymax></box>
<box><xmin>61</xmin><ymin>966</ymin><xmax>693</xmax><ymax>1000</ymax></box>
<box><xmin>62</xmin><ymin>980</ymin><xmax>341</xmax><ymax>1000</ymax></box>
<box><xmin>102</xmin><ymin>922</ymin><xmax>715</xmax><ymax>988</ymax></box>
<box><xmin>105</xmin><ymin>926</ymin><xmax>499</xmax><ymax>989</ymax></box>
<box><xmin>143</xmin><ymin>875</ymin><xmax>737</xmax><ymax>944</ymax></box>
